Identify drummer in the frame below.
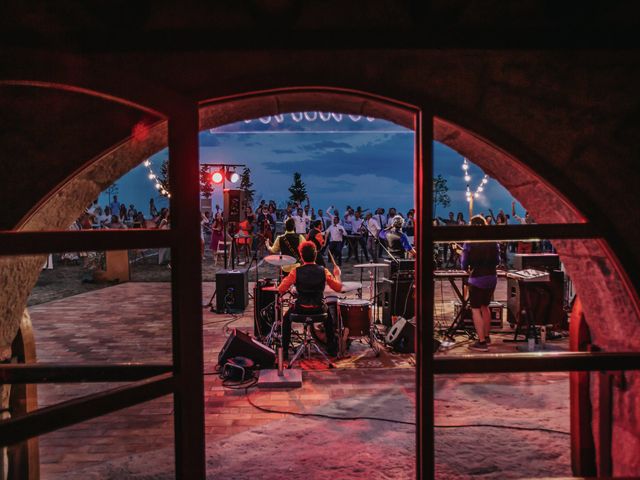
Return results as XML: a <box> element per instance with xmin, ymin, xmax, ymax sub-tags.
<box><xmin>265</xmin><ymin>218</ymin><xmax>306</xmax><ymax>276</ymax></box>
<box><xmin>277</xmin><ymin>241</ymin><xmax>342</xmax><ymax>360</ymax></box>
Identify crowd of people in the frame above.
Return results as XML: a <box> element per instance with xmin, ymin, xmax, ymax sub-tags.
<box><xmin>204</xmin><ymin>197</ymin><xmax>417</xmax><ymax>267</ymax></box>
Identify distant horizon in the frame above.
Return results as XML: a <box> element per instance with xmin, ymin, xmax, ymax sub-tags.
<box><xmin>99</xmin><ymin>114</ymin><xmax>525</xmax><ymax>220</ymax></box>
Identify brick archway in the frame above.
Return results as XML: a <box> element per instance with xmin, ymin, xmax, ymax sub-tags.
<box><xmin>3</xmin><ymin>85</ymin><xmax>640</xmax><ymax>475</ymax></box>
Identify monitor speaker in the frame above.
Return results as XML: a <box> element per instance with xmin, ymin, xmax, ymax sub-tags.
<box><xmin>254</xmin><ymin>279</ymin><xmax>277</xmax><ymax>337</ymax></box>
<box><xmin>385</xmin><ymin>317</ymin><xmax>415</xmax><ymax>353</ymax></box>
<box><xmin>216</xmin><ymin>269</ymin><xmax>249</xmax><ymax>312</ymax></box>
<box><xmin>218</xmin><ymin>328</ymin><xmax>275</xmax><ymax>367</ymax></box>
<box><xmin>223</xmin><ymin>189</ymin><xmax>246</xmax><ymax>224</ymax></box>
<box><xmin>513</xmin><ymin>253</ymin><xmax>560</xmax><ymax>271</ymax></box>
<box><xmin>506</xmin><ymin>270</ymin><xmax>565</xmax><ymax>328</ymax></box>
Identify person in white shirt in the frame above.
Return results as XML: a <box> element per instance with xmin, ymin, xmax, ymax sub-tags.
<box><xmin>324</xmin><ymin>216</ymin><xmax>347</xmax><ymax>266</ymax></box>
<box><xmin>386</xmin><ymin>207</ymin><xmax>398</xmax><ymax>227</ymax></box>
<box><xmin>289</xmin><ymin>207</ymin><xmax>308</xmax><ymax>234</ymax></box>
<box><xmin>364</xmin><ymin>212</ymin><xmax>381</xmax><ymax>261</ymax></box>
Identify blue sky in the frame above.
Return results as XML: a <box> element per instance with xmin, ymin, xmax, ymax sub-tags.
<box><xmin>100</xmin><ymin>114</ymin><xmax>522</xmax><ymax>219</ymax></box>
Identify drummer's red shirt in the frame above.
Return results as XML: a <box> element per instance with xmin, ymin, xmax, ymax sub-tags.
<box><xmin>277</xmin><ymin>262</ymin><xmax>342</xmax><ymax>296</ymax></box>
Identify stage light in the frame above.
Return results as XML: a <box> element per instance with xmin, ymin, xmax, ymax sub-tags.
<box><xmin>226</xmin><ymin>170</ymin><xmax>240</xmax><ymax>183</ymax></box>
<box><xmin>211</xmin><ymin>170</ymin><xmax>224</xmax><ymax>184</ymax></box>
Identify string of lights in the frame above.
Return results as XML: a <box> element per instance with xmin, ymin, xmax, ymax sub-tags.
<box><xmin>142</xmin><ymin>159</ymin><xmax>171</xmax><ymax>198</ymax></box>
<box><xmin>243</xmin><ymin>112</ymin><xmax>376</xmax><ymax>124</ymax></box>
<box><xmin>462</xmin><ymin>158</ymin><xmax>490</xmax><ymax>203</ymax></box>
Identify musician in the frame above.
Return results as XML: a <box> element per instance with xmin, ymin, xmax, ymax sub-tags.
<box><xmin>236</xmin><ymin>214</ymin><xmax>254</xmax><ymax>264</ymax></box>
<box><xmin>379</xmin><ymin>215</ymin><xmax>416</xmax><ymax>259</ymax></box>
<box><xmin>307</xmin><ymin>219</ymin><xmax>326</xmax><ymax>266</ymax></box>
<box><xmin>350</xmin><ymin>210</ymin><xmax>369</xmax><ymax>262</ymax></box>
<box><xmin>364</xmin><ymin>212</ymin><xmax>381</xmax><ymax>261</ymax></box>
<box><xmin>277</xmin><ymin>241</ymin><xmax>342</xmax><ymax>359</ymax></box>
<box><xmin>265</xmin><ymin>218</ymin><xmax>306</xmax><ymax>275</ymax></box>
<box><xmin>461</xmin><ymin>215</ymin><xmax>500</xmax><ymax>352</ymax></box>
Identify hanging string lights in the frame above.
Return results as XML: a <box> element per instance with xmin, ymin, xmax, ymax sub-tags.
<box><xmin>462</xmin><ymin>157</ymin><xmax>490</xmax><ymax>203</ymax></box>
<box><xmin>142</xmin><ymin>159</ymin><xmax>171</xmax><ymax>198</ymax></box>
<box><xmin>242</xmin><ymin>112</ymin><xmax>376</xmax><ymax>125</ymax></box>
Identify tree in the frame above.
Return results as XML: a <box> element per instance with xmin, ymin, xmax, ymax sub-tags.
<box><xmin>158</xmin><ymin>159</ymin><xmax>170</xmax><ymax>198</ymax></box>
<box><xmin>288</xmin><ymin>172</ymin><xmax>307</xmax><ymax>204</ymax></box>
<box><xmin>240</xmin><ymin>167</ymin><xmax>255</xmax><ymax>206</ymax></box>
<box><xmin>200</xmin><ymin>165</ymin><xmax>213</xmax><ymax>199</ymax></box>
<box><xmin>105</xmin><ymin>183</ymin><xmax>119</xmax><ymax>204</ymax></box>
<box><xmin>433</xmin><ymin>174</ymin><xmax>450</xmax><ymax>217</ymax></box>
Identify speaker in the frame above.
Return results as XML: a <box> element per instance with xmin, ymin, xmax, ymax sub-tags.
<box><xmin>457</xmin><ymin>301</ymin><xmax>504</xmax><ymax>329</ymax></box>
<box><xmin>376</xmin><ymin>278</ymin><xmax>415</xmax><ymax>326</ymax></box>
<box><xmin>218</xmin><ymin>328</ymin><xmax>276</xmax><ymax>367</ymax></box>
<box><xmin>385</xmin><ymin>317</ymin><xmax>415</xmax><ymax>353</ymax></box>
<box><xmin>513</xmin><ymin>253</ymin><xmax>560</xmax><ymax>271</ymax></box>
<box><xmin>223</xmin><ymin>189</ymin><xmax>246</xmax><ymax>224</ymax></box>
<box><xmin>507</xmin><ymin>270</ymin><xmax>565</xmax><ymax>328</ymax></box>
<box><xmin>254</xmin><ymin>279</ymin><xmax>277</xmax><ymax>337</ymax></box>
<box><xmin>216</xmin><ymin>269</ymin><xmax>249</xmax><ymax>312</ymax></box>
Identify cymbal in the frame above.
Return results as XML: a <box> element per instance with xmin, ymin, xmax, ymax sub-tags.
<box><xmin>264</xmin><ymin>254</ymin><xmax>297</xmax><ymax>266</ymax></box>
<box><xmin>353</xmin><ymin>263</ymin><xmax>388</xmax><ymax>268</ymax></box>
<box><xmin>338</xmin><ymin>281</ymin><xmax>362</xmax><ymax>293</ymax></box>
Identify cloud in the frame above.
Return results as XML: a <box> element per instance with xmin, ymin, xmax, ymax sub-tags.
<box><xmin>244</xmin><ymin>141</ymin><xmax>262</xmax><ymax>147</ymax></box>
<box><xmin>298</xmin><ymin>140</ymin><xmax>353</xmax><ymax>152</ymax></box>
<box><xmin>198</xmin><ymin>133</ymin><xmax>220</xmax><ymax>147</ymax></box>
<box><xmin>272</xmin><ymin>148</ymin><xmax>297</xmax><ymax>154</ymax></box>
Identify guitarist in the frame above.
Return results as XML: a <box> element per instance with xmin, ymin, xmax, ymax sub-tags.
<box><xmin>265</xmin><ymin>217</ymin><xmax>305</xmax><ymax>276</ymax></box>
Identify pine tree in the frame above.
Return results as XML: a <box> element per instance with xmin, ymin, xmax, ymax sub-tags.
<box><xmin>433</xmin><ymin>174</ymin><xmax>451</xmax><ymax>217</ymax></box>
<box><xmin>200</xmin><ymin>165</ymin><xmax>214</xmax><ymax>199</ymax></box>
<box><xmin>288</xmin><ymin>172</ymin><xmax>307</xmax><ymax>204</ymax></box>
<box><xmin>240</xmin><ymin>167</ymin><xmax>255</xmax><ymax>206</ymax></box>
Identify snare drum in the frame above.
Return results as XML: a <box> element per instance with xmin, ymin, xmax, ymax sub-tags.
<box><xmin>338</xmin><ymin>299</ymin><xmax>371</xmax><ymax>338</ymax></box>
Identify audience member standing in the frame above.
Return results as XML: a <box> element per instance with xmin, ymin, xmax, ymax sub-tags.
<box><xmin>325</xmin><ymin>216</ymin><xmax>347</xmax><ymax>266</ymax></box>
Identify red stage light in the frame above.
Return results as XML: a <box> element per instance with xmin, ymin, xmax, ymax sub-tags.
<box><xmin>211</xmin><ymin>171</ymin><xmax>224</xmax><ymax>184</ymax></box>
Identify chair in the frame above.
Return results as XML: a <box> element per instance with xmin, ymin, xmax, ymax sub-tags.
<box><xmin>288</xmin><ymin>312</ymin><xmax>334</xmax><ymax>368</ymax></box>
<box><xmin>213</xmin><ymin>240</ymin><xmax>231</xmax><ymax>266</ymax></box>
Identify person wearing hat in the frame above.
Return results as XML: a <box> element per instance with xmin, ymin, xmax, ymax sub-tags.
<box><xmin>379</xmin><ymin>214</ymin><xmax>416</xmax><ymax>259</ymax></box>
<box><xmin>307</xmin><ymin>219</ymin><xmax>326</xmax><ymax>266</ymax></box>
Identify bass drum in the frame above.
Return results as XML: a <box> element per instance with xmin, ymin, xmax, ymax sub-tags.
<box><xmin>339</xmin><ymin>299</ymin><xmax>371</xmax><ymax>338</ymax></box>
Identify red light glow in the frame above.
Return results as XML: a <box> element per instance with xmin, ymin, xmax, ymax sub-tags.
<box><xmin>211</xmin><ymin>171</ymin><xmax>224</xmax><ymax>184</ymax></box>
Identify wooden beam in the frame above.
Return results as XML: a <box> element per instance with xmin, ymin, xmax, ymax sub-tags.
<box><xmin>431</xmin><ymin>223</ymin><xmax>597</xmax><ymax>242</ymax></box>
<box><xmin>0</xmin><ymin>363</ymin><xmax>172</xmax><ymax>384</ymax></box>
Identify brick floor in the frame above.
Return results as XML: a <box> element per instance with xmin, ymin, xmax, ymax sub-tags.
<box><xmin>26</xmin><ymin>278</ymin><xmax>570</xmax><ymax>478</ymax></box>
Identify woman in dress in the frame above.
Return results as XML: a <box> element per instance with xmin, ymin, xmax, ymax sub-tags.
<box><xmin>209</xmin><ymin>212</ymin><xmax>224</xmax><ymax>257</ymax></box>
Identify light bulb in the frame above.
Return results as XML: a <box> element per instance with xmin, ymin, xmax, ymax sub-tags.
<box><xmin>464</xmin><ymin>175</ymin><xmax>471</xmax><ymax>182</ymax></box>
<box><xmin>478</xmin><ymin>186</ymin><xmax>484</xmax><ymax>192</ymax></box>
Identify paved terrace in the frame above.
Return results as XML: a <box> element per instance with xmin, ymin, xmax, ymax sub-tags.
<box><xmin>26</xmin><ymin>279</ymin><xmax>571</xmax><ymax>479</ymax></box>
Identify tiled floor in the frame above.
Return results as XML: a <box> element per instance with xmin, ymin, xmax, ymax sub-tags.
<box><xmin>26</xmin><ymin>279</ymin><xmax>570</xmax><ymax>478</ymax></box>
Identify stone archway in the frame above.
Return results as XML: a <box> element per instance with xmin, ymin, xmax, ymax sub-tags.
<box><xmin>3</xmin><ymin>85</ymin><xmax>640</xmax><ymax>475</ymax></box>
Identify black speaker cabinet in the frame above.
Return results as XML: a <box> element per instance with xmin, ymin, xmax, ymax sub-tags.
<box><xmin>223</xmin><ymin>188</ymin><xmax>246</xmax><ymax>224</ymax></box>
<box><xmin>376</xmin><ymin>278</ymin><xmax>415</xmax><ymax>326</ymax></box>
<box><xmin>457</xmin><ymin>301</ymin><xmax>504</xmax><ymax>329</ymax></box>
<box><xmin>218</xmin><ymin>328</ymin><xmax>276</xmax><ymax>367</ymax></box>
<box><xmin>253</xmin><ymin>279</ymin><xmax>277</xmax><ymax>337</ymax></box>
<box><xmin>507</xmin><ymin>270</ymin><xmax>565</xmax><ymax>328</ymax></box>
<box><xmin>385</xmin><ymin>317</ymin><xmax>415</xmax><ymax>353</ymax></box>
<box><xmin>513</xmin><ymin>253</ymin><xmax>560</xmax><ymax>271</ymax></box>
<box><xmin>216</xmin><ymin>269</ymin><xmax>249</xmax><ymax>312</ymax></box>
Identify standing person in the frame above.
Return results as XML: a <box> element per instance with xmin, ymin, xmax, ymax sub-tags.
<box><xmin>324</xmin><ymin>216</ymin><xmax>347</xmax><ymax>266</ymax></box>
<box><xmin>438</xmin><ymin>211</ymin><xmax>457</xmax><ymax>266</ymax></box>
<box><xmin>404</xmin><ymin>209</ymin><xmax>416</xmax><ymax>244</ymax></box>
<box><xmin>456</xmin><ymin>212</ymin><xmax>466</xmax><ymax>225</ymax></box>
<box><xmin>374</xmin><ymin>208</ymin><xmax>387</xmax><ymax>258</ymax></box>
<box><xmin>209</xmin><ymin>212</ymin><xmax>224</xmax><ymax>256</ymax></box>
<box><xmin>379</xmin><ymin>215</ymin><xmax>416</xmax><ymax>259</ymax></box>
<box><xmin>351</xmin><ymin>210</ymin><xmax>369</xmax><ymax>262</ymax></box>
<box><xmin>307</xmin><ymin>219</ymin><xmax>326</xmax><ymax>266</ymax></box>
<box><xmin>364</xmin><ymin>212</ymin><xmax>381</xmax><ymax>262</ymax></box>
<box><xmin>119</xmin><ymin>204</ymin><xmax>128</xmax><ymax>223</ymax></box>
<box><xmin>149</xmin><ymin>198</ymin><xmax>159</xmax><ymax>218</ymax></box>
<box><xmin>277</xmin><ymin>241</ymin><xmax>342</xmax><ymax>359</ymax></box>
<box><xmin>290</xmin><ymin>207</ymin><xmax>308</xmax><ymax>234</ymax></box>
<box><xmin>386</xmin><ymin>207</ymin><xmax>397</xmax><ymax>227</ymax></box>
<box><xmin>461</xmin><ymin>215</ymin><xmax>500</xmax><ymax>352</ymax></box>
<box><xmin>109</xmin><ymin>195</ymin><xmax>121</xmax><ymax>217</ymax></box>
<box><xmin>265</xmin><ymin>218</ymin><xmax>306</xmax><ymax>276</ymax></box>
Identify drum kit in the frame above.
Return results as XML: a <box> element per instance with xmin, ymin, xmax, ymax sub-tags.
<box><xmin>256</xmin><ymin>253</ymin><xmax>383</xmax><ymax>359</ymax></box>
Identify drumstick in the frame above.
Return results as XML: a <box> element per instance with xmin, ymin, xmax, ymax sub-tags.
<box><xmin>327</xmin><ymin>249</ymin><xmax>337</xmax><ymax>268</ymax></box>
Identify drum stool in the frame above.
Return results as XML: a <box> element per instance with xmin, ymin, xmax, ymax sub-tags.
<box><xmin>288</xmin><ymin>313</ymin><xmax>335</xmax><ymax>369</ymax></box>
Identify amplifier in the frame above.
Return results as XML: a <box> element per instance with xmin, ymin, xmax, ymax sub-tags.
<box><xmin>513</xmin><ymin>253</ymin><xmax>560</xmax><ymax>272</ymax></box>
<box><xmin>216</xmin><ymin>269</ymin><xmax>249</xmax><ymax>313</ymax></box>
<box><xmin>387</xmin><ymin>259</ymin><xmax>415</xmax><ymax>276</ymax></box>
<box><xmin>455</xmin><ymin>301</ymin><xmax>504</xmax><ymax>330</ymax></box>
<box><xmin>218</xmin><ymin>328</ymin><xmax>275</xmax><ymax>367</ymax></box>
<box><xmin>254</xmin><ymin>279</ymin><xmax>276</xmax><ymax>337</ymax></box>
<box><xmin>377</xmin><ymin>277</ymin><xmax>415</xmax><ymax>326</ymax></box>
